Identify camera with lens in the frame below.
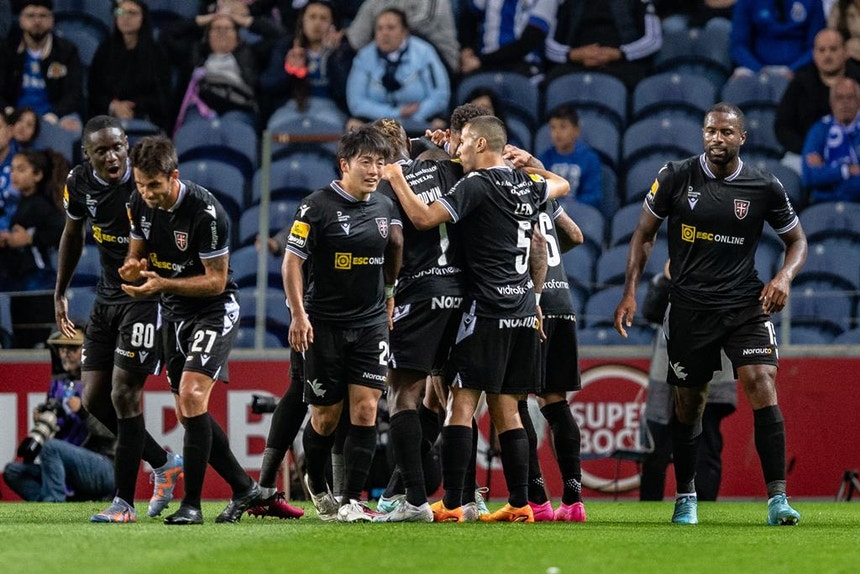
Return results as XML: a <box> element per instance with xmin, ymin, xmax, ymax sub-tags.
<box><xmin>250</xmin><ymin>394</ymin><xmax>278</xmax><ymax>414</ymax></box>
<box><xmin>17</xmin><ymin>399</ymin><xmax>64</xmax><ymax>463</ymax></box>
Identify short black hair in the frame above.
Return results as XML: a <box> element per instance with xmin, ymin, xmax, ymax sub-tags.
<box><xmin>706</xmin><ymin>102</ymin><xmax>745</xmax><ymax>131</ymax></box>
<box><xmin>547</xmin><ymin>104</ymin><xmax>580</xmax><ymax>126</ymax></box>
<box><xmin>450</xmin><ymin>103</ymin><xmax>490</xmax><ymax>134</ymax></box>
<box><xmin>130</xmin><ymin>136</ymin><xmax>178</xmax><ymax>176</ymax></box>
<box><xmin>335</xmin><ymin>126</ymin><xmax>392</xmax><ymax>173</ymax></box>
<box><xmin>464</xmin><ymin>115</ymin><xmax>507</xmax><ymax>153</ymax></box>
<box><xmin>83</xmin><ymin>115</ymin><xmax>124</xmax><ymax>143</ymax></box>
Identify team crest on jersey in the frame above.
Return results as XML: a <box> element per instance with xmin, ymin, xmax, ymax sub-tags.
<box><xmin>174</xmin><ymin>231</ymin><xmax>189</xmax><ymax>251</ymax></box>
<box><xmin>734</xmin><ymin>199</ymin><xmax>750</xmax><ymax>220</ymax></box>
<box><xmin>375</xmin><ymin>217</ymin><xmax>389</xmax><ymax>238</ymax></box>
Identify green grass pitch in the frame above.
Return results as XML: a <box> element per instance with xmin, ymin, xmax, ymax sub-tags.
<box><xmin>1</xmin><ymin>500</ymin><xmax>859</xmax><ymax>573</ymax></box>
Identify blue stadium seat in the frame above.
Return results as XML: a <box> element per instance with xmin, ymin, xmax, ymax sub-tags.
<box><xmin>33</xmin><ymin>120</ymin><xmax>80</xmax><ymax>164</ymax></box>
<box><xmin>251</xmin><ymin>154</ymin><xmax>337</xmax><ymax>204</ymax></box>
<box><xmin>799</xmin><ymin>201</ymin><xmax>860</xmax><ymax>242</ymax></box>
<box><xmin>55</xmin><ymin>19</ymin><xmax>105</xmax><ymax>67</ymax></box>
<box><xmin>747</xmin><ymin>158</ymin><xmax>806</xmax><ymax>210</ymax></box>
<box><xmin>70</xmin><ymin>245</ymin><xmax>102</xmax><ymax>287</ymax></box>
<box><xmin>833</xmin><ymin>327</ymin><xmax>860</xmax><ymax>344</ymax></box>
<box><xmin>66</xmin><ymin>287</ymin><xmax>97</xmax><ymax>321</ymax></box>
<box><xmin>797</xmin><ymin>238</ymin><xmax>860</xmax><ymax>290</ymax></box>
<box><xmin>534</xmin><ymin>113</ymin><xmax>621</xmax><ymax>171</ymax></box>
<box><xmin>174</xmin><ymin>117</ymin><xmax>258</xmax><ymax>179</ymax></box>
<box><xmin>578</xmin><ymin>325</ymin><xmax>654</xmax><ymax>346</ymax></box>
<box><xmin>631</xmin><ymin>71</ymin><xmax>718</xmax><ymax>123</ymax></box>
<box><xmin>238</xmin><ymin>286</ymin><xmax>291</xmax><ymax>341</ymax></box>
<box><xmin>622</xmin><ymin>155</ymin><xmax>668</xmax><ymax>206</ymax></box>
<box><xmin>742</xmin><ymin>109</ymin><xmax>783</xmax><ymax>159</ymax></box>
<box><xmin>457</xmin><ymin>71</ymin><xmax>540</xmax><ymax>126</ymax></box>
<box><xmin>557</xmin><ymin>199</ymin><xmax>605</xmax><ymax>257</ymax></box>
<box><xmin>544</xmin><ymin>72</ymin><xmax>628</xmax><ymax>130</ymax></box>
<box><xmin>238</xmin><ymin>199</ymin><xmax>299</xmax><ymax>247</ymax></box>
<box><xmin>610</xmin><ymin>202</ymin><xmax>668</xmax><ymax>247</ymax></box>
<box><xmin>721</xmin><ymin>72</ymin><xmax>789</xmax><ymax>112</ymax></box>
<box><xmin>600</xmin><ymin>164</ymin><xmax>620</xmax><ymax>220</ymax></box>
<box><xmin>788</xmin><ymin>280</ymin><xmax>855</xmax><ymax>334</ymax></box>
<box><xmin>178</xmin><ymin>159</ymin><xmax>246</xmax><ymax>219</ymax></box>
<box><xmin>785</xmin><ymin>324</ymin><xmax>835</xmax><ymax>344</ymax></box>
<box><xmin>755</xmin><ymin>240</ymin><xmax>782</xmax><ymax>282</ymax></box>
<box><xmin>230</xmin><ymin>244</ymin><xmax>284</xmax><ymax>289</ymax></box>
<box><xmin>583</xmin><ymin>284</ymin><xmax>646</xmax><ymax>330</ymax></box>
<box><xmin>54</xmin><ymin>0</ymin><xmax>114</xmax><ymax>32</ymax></box>
<box><xmin>267</xmin><ymin>114</ymin><xmax>342</xmax><ymax>159</ymax></box>
<box><xmin>622</xmin><ymin>116</ymin><xmax>703</xmax><ymax>164</ymax></box>
<box><xmin>118</xmin><ymin>118</ymin><xmax>162</xmax><ymax>146</ymax></box>
<box><xmin>505</xmin><ymin>115</ymin><xmax>532</xmax><ymax>150</ymax></box>
<box><xmin>595</xmin><ymin>245</ymin><xmax>630</xmax><ymax>287</ymax></box>
<box><xmin>653</xmin><ymin>17</ymin><xmax>732</xmax><ymax>89</ymax></box>
<box><xmin>561</xmin><ymin>247</ymin><xmax>597</xmax><ymax>296</ymax></box>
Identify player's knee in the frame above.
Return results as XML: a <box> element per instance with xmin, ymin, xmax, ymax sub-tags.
<box><xmin>350</xmin><ymin>399</ymin><xmax>378</xmax><ymax>426</ymax></box>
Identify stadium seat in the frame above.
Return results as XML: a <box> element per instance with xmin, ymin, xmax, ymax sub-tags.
<box><xmin>797</xmin><ymin>238</ymin><xmax>860</xmax><ymax>290</ymax></box>
<box><xmin>653</xmin><ymin>17</ymin><xmax>732</xmax><ymax>89</ymax></box>
<box><xmin>721</xmin><ymin>72</ymin><xmax>789</xmax><ymax>112</ymax></box>
<box><xmin>595</xmin><ymin>245</ymin><xmax>630</xmax><ymax>287</ymax></box>
<box><xmin>533</xmin><ymin>113</ymin><xmax>621</xmax><ymax>171</ymax></box>
<box><xmin>578</xmin><ymin>325</ymin><xmax>654</xmax><ymax>346</ymax></box>
<box><xmin>66</xmin><ymin>287</ymin><xmax>97</xmax><ymax>322</ymax></box>
<box><xmin>833</xmin><ymin>327</ymin><xmax>860</xmax><ymax>344</ymax></box>
<box><xmin>54</xmin><ymin>18</ymin><xmax>105</xmax><ymax>67</ymax></box>
<box><xmin>251</xmin><ymin>154</ymin><xmax>337</xmax><ymax>205</ymax></box>
<box><xmin>178</xmin><ymin>159</ymin><xmax>246</xmax><ymax>219</ymax></box>
<box><xmin>544</xmin><ymin>72</ymin><xmax>628</xmax><ymax>130</ymax></box>
<box><xmin>747</xmin><ymin>158</ymin><xmax>806</xmax><ymax>210</ymax></box>
<box><xmin>742</xmin><ymin>109</ymin><xmax>783</xmax><ymax>159</ymax></box>
<box><xmin>238</xmin><ymin>286</ymin><xmax>292</xmax><ymax>341</ymax></box>
<box><xmin>610</xmin><ymin>202</ymin><xmax>668</xmax><ymax>247</ymax></box>
<box><xmin>174</xmin><ymin>117</ymin><xmax>258</xmax><ymax>179</ymax></box>
<box><xmin>33</xmin><ymin>120</ymin><xmax>79</xmax><ymax>164</ymax></box>
<box><xmin>582</xmin><ymin>284</ymin><xmax>648</xmax><ymax>329</ymax></box>
<box><xmin>799</xmin><ymin>201</ymin><xmax>860</xmax><ymax>242</ymax></box>
<box><xmin>505</xmin><ymin>115</ymin><xmax>532</xmax><ymax>150</ymax></box>
<box><xmin>600</xmin><ymin>164</ymin><xmax>620</xmax><ymax>220</ymax></box>
<box><xmin>561</xmin><ymin>246</ymin><xmax>597</xmax><ymax>296</ymax></box>
<box><xmin>54</xmin><ymin>0</ymin><xmax>114</xmax><ymax>33</ymax></box>
<box><xmin>457</xmin><ymin>71</ymin><xmax>540</xmax><ymax>126</ymax></box>
<box><xmin>557</xmin><ymin>200</ymin><xmax>605</xmax><ymax>257</ymax></box>
<box><xmin>622</xmin><ymin>116</ymin><xmax>703</xmax><ymax>164</ymax></box>
<box><xmin>787</xmin><ymin>279</ymin><xmax>855</xmax><ymax>334</ymax></box>
<box><xmin>230</xmin><ymin>244</ymin><xmax>284</xmax><ymax>289</ymax></box>
<box><xmin>70</xmin><ymin>245</ymin><xmax>102</xmax><ymax>287</ymax></box>
<box><xmin>267</xmin><ymin>114</ymin><xmax>342</xmax><ymax>159</ymax></box>
<box><xmin>784</xmin><ymin>324</ymin><xmax>835</xmax><ymax>345</ymax></box>
<box><xmin>118</xmin><ymin>118</ymin><xmax>163</xmax><ymax>146</ymax></box>
<box><xmin>631</xmin><ymin>71</ymin><xmax>718</xmax><ymax>122</ymax></box>
<box><xmin>755</xmin><ymin>240</ymin><xmax>782</xmax><ymax>282</ymax></box>
<box><xmin>238</xmin><ymin>199</ymin><xmax>299</xmax><ymax>247</ymax></box>
<box><xmin>622</xmin><ymin>155</ymin><xmax>668</xmax><ymax>206</ymax></box>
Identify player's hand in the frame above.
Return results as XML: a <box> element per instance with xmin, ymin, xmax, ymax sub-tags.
<box><xmin>118</xmin><ymin>257</ymin><xmax>147</xmax><ymax>283</ymax></box>
<box><xmin>121</xmin><ymin>269</ymin><xmax>162</xmax><ymax>298</ymax></box>
<box><xmin>536</xmin><ymin>304</ymin><xmax>546</xmax><ymax>342</ymax></box>
<box><xmin>614</xmin><ymin>294</ymin><xmax>637</xmax><ymax>338</ymax></box>
<box><xmin>288</xmin><ymin>313</ymin><xmax>313</xmax><ymax>352</ymax></box>
<box><xmin>386</xmin><ymin>297</ymin><xmax>395</xmax><ymax>331</ymax></box>
<box><xmin>54</xmin><ymin>296</ymin><xmax>77</xmax><ymax>338</ymax></box>
<box><xmin>503</xmin><ymin>145</ymin><xmax>537</xmax><ymax>169</ymax></box>
<box><xmin>760</xmin><ymin>273</ymin><xmax>791</xmax><ymax>314</ymax></box>
<box><xmin>381</xmin><ymin>162</ymin><xmax>404</xmax><ymax>181</ymax></box>
<box><xmin>424</xmin><ymin>128</ymin><xmax>448</xmax><ymax>148</ymax></box>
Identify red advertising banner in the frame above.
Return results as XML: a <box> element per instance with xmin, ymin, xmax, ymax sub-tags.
<box><xmin>1</xmin><ymin>357</ymin><xmax>857</xmax><ymax>501</ymax></box>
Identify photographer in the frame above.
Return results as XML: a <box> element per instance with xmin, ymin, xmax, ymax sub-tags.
<box><xmin>3</xmin><ymin>328</ymin><xmax>115</xmax><ymax>502</ymax></box>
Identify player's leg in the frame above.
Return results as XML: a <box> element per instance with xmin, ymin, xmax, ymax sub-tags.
<box><xmin>337</xmin><ymin>384</ymin><xmax>384</xmax><ymax>522</ymax></box>
<box><xmin>434</xmin><ymin>386</ymin><xmax>481</xmax><ymax>521</ymax></box>
<box><xmin>518</xmin><ymin>398</ymin><xmax>552</xmax><ymax>520</ymax></box>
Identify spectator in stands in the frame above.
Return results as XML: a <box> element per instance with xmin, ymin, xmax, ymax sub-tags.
<box><xmin>88</xmin><ymin>0</ymin><xmax>171</xmax><ymax>131</ymax></box>
<box><xmin>259</xmin><ymin>0</ymin><xmax>353</xmax><ymax>127</ymax></box>
<box><xmin>828</xmin><ymin>0</ymin><xmax>860</xmax><ymax>62</ymax></box>
<box><xmin>459</xmin><ymin>0</ymin><xmax>557</xmax><ymax>77</ymax></box>
<box><xmin>775</xmin><ymin>29</ymin><xmax>860</xmax><ymax>166</ymax></box>
<box><xmin>463</xmin><ymin>87</ymin><xmax>526</xmax><ymax>148</ymax></box>
<box><xmin>0</xmin><ymin>149</ymin><xmax>66</xmax><ymax>291</ymax></box>
<box><xmin>170</xmin><ymin>4</ymin><xmax>281</xmax><ymax>130</ymax></box>
<box><xmin>0</xmin><ymin>0</ymin><xmax>84</xmax><ymax>134</ymax></box>
<box><xmin>9</xmin><ymin>106</ymin><xmax>40</xmax><ymax>148</ymax></box>
<box><xmin>801</xmin><ymin>76</ymin><xmax>860</xmax><ymax>201</ymax></box>
<box><xmin>346</xmin><ymin>0</ymin><xmax>460</xmax><ymax>74</ymax></box>
<box><xmin>546</xmin><ymin>0</ymin><xmax>663</xmax><ymax>89</ymax></box>
<box><xmin>656</xmin><ymin>0</ymin><xmax>737</xmax><ymax>27</ymax></box>
<box><xmin>346</xmin><ymin>8</ymin><xmax>450</xmax><ymax>125</ymax></box>
<box><xmin>730</xmin><ymin>0</ymin><xmax>826</xmax><ymax>78</ymax></box>
<box><xmin>3</xmin><ymin>327</ymin><xmax>116</xmax><ymax>502</ymax></box>
<box><xmin>537</xmin><ymin>105</ymin><xmax>603</xmax><ymax>210</ymax></box>
<box><xmin>0</xmin><ymin>110</ymin><xmax>20</xmax><ymax>232</ymax></box>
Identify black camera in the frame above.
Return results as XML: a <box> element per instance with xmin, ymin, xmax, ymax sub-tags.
<box><xmin>250</xmin><ymin>394</ymin><xmax>278</xmax><ymax>414</ymax></box>
<box><xmin>17</xmin><ymin>399</ymin><xmax>63</xmax><ymax>463</ymax></box>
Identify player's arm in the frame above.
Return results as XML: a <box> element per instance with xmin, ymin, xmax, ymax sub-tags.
<box><xmin>54</xmin><ymin>215</ymin><xmax>86</xmax><ymax>337</ymax></box>
<box><xmin>504</xmin><ymin>144</ymin><xmax>544</xmax><ymax>169</ymax></box>
<box><xmin>530</xmin><ymin>224</ymin><xmax>548</xmax><ymax>341</ymax></box>
<box><xmin>555</xmin><ymin>209</ymin><xmax>584</xmax><ymax>253</ymax></box>
<box><xmin>123</xmin><ymin>251</ymin><xmax>229</xmax><ymax>298</ymax></box>
<box><xmin>384</xmin><ymin>222</ymin><xmax>404</xmax><ymax>329</ymax></box>
<box><xmin>614</xmin><ymin>208</ymin><xmax>662</xmax><ymax>337</ymax></box>
<box><xmin>283</xmin><ymin>250</ymin><xmax>312</xmax><ymax>352</ymax></box>
<box><xmin>118</xmin><ymin>236</ymin><xmax>149</xmax><ymax>283</ymax></box>
<box><xmin>760</xmin><ymin>223</ymin><xmax>808</xmax><ymax>314</ymax></box>
<box><xmin>523</xmin><ymin>166</ymin><xmax>570</xmax><ymax>199</ymax></box>
<box><xmin>381</xmin><ymin>163</ymin><xmax>452</xmax><ymax>230</ymax></box>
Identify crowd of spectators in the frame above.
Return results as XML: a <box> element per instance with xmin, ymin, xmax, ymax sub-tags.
<box><xmin>0</xmin><ymin>0</ymin><xmax>858</xmax><ymax>346</ymax></box>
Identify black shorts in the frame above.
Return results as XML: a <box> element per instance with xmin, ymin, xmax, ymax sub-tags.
<box><xmin>540</xmin><ymin>315</ymin><xmax>581</xmax><ymax>394</ymax></box>
<box><xmin>83</xmin><ymin>300</ymin><xmax>162</xmax><ymax>375</ymax></box>
<box><xmin>303</xmin><ymin>319</ymin><xmax>389</xmax><ymax>406</ymax></box>
<box><xmin>389</xmin><ymin>298</ymin><xmax>462</xmax><ymax>374</ymax></box>
<box><xmin>162</xmin><ymin>299</ymin><xmax>240</xmax><ymax>393</ymax></box>
<box><xmin>447</xmin><ymin>308</ymin><xmax>540</xmax><ymax>395</ymax></box>
<box><xmin>665</xmin><ymin>303</ymin><xmax>778</xmax><ymax>387</ymax></box>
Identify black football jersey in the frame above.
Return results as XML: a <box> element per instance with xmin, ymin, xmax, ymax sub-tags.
<box><xmin>286</xmin><ymin>182</ymin><xmax>402</xmax><ymax>327</ymax></box>
<box><xmin>64</xmin><ymin>162</ymin><xmax>141</xmax><ymax>302</ymax></box>
<box><xmin>537</xmin><ymin>200</ymin><xmax>576</xmax><ymax>316</ymax></box>
<box><xmin>645</xmin><ymin>154</ymin><xmax>799</xmax><ymax>309</ymax></box>
<box><xmin>127</xmin><ymin>180</ymin><xmax>237</xmax><ymax>319</ymax></box>
<box><xmin>377</xmin><ymin>157</ymin><xmax>465</xmax><ymax>302</ymax></box>
<box><xmin>437</xmin><ymin>166</ymin><xmax>549</xmax><ymax>318</ymax></box>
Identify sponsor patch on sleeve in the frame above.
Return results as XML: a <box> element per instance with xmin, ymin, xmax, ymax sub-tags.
<box><xmin>528</xmin><ymin>173</ymin><xmax>546</xmax><ymax>183</ymax></box>
<box><xmin>287</xmin><ymin>220</ymin><xmax>310</xmax><ymax>248</ymax></box>
<box><xmin>649</xmin><ymin>179</ymin><xmax>659</xmax><ymax>197</ymax></box>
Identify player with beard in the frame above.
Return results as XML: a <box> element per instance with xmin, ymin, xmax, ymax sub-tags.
<box><xmin>56</xmin><ymin>116</ymin><xmax>182</xmax><ymax>523</ymax></box>
<box><xmin>383</xmin><ymin>115</ymin><xmax>569</xmax><ymax>522</ymax></box>
<box><xmin>614</xmin><ymin>102</ymin><xmax>807</xmax><ymax>526</ymax></box>
<box><xmin>122</xmin><ymin>136</ymin><xmax>260</xmax><ymax>525</ymax></box>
